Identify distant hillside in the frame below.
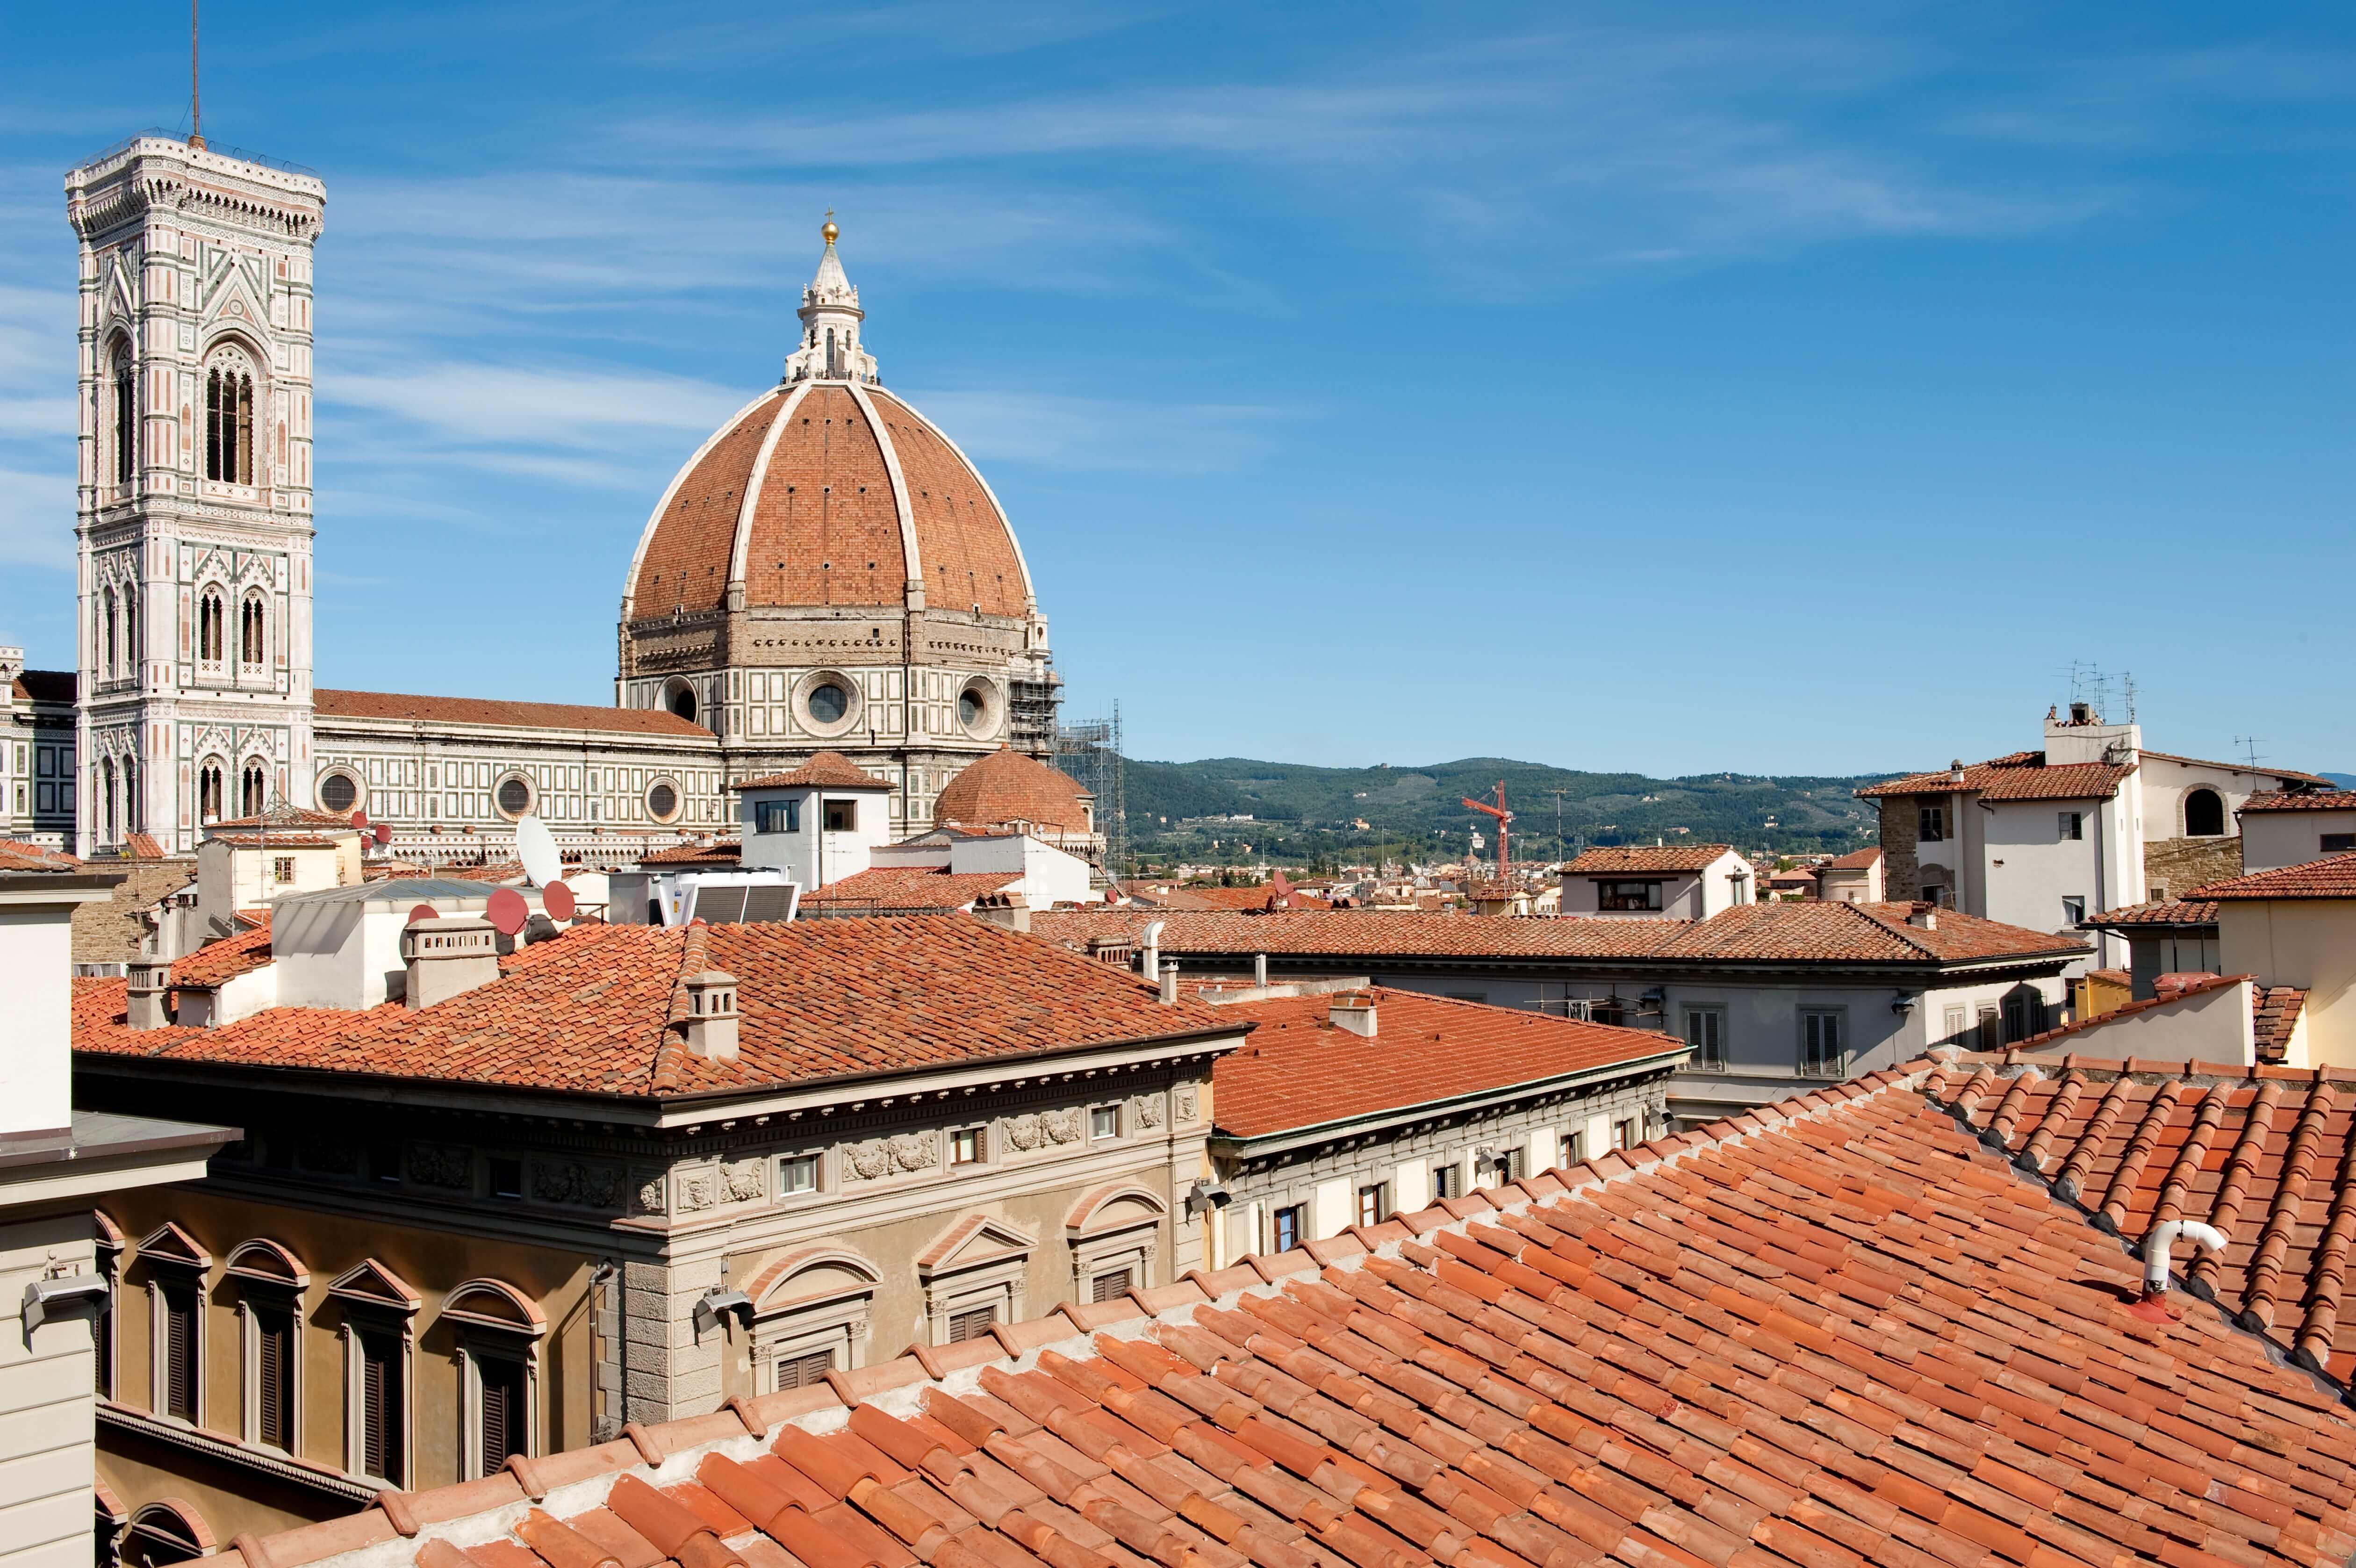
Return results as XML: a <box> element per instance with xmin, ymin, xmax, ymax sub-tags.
<box><xmin>1062</xmin><ymin>754</ymin><xmax>1888</xmax><ymax>868</ymax></box>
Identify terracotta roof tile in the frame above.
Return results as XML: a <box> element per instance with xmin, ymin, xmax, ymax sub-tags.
<box><xmin>2254</xmin><ymin>986</ymin><xmax>2309</xmax><ymax>1064</ymax></box>
<box><xmin>1822</xmin><ymin>846</ymin><xmax>1884</xmax><ymax>870</ymax></box>
<box><xmin>1563</xmin><ymin>843</ymin><xmax>1734</xmax><ymax>873</ymax></box>
<box><xmin>639</xmin><ymin>840</ymin><xmax>740</xmax><ymax>866</ymax></box>
<box><xmin>733</xmin><ymin>752</ymin><xmax>892</xmax><ymax>791</ymax></box>
<box><xmin>2084</xmin><ymin>898</ymin><xmax>2220</xmax><ymax>928</ymax></box>
<box><xmin>2190</xmin><ymin>854</ymin><xmax>2356</xmax><ymax>900</ymax></box>
<box><xmin>2241</xmin><ymin>789</ymin><xmax>2356</xmax><ymax>812</ymax></box>
<box><xmin>219</xmin><ymin>1069</ymin><xmax>2356</xmax><ymax>1568</ymax></box>
<box><xmin>1211</xmin><ymin>986</ymin><xmax>1684</xmax><ymax>1139</ymax></box>
<box><xmin>800</xmin><ymin>868</ymin><xmax>1021</xmax><ymax>910</ymax></box>
<box><xmin>0</xmin><ymin>838</ymin><xmax>81</xmax><ymax>871</ymax></box>
<box><xmin>168</xmin><ymin>918</ymin><xmax>274</xmax><ymax>989</ymax></box>
<box><xmin>1859</xmin><ymin>751</ymin><xmax>2134</xmax><ymax>801</ymax></box>
<box><xmin>75</xmin><ymin>918</ymin><xmax>1240</xmax><ymax>1098</ymax></box>
<box><xmin>316</xmin><ymin>689</ymin><xmax>713</xmax><ymax>740</ymax></box>
<box><xmin>934</xmin><ymin>748</ymin><xmax>1092</xmax><ymax>836</ymax></box>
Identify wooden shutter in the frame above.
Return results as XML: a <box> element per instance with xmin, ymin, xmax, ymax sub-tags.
<box><xmin>162</xmin><ymin>1287</ymin><xmax>195</xmax><ymax>1421</ymax></box>
<box><xmin>478</xmin><ymin>1356</ymin><xmax>525</xmax><ymax>1477</ymax></box>
<box><xmin>1090</xmin><ymin>1270</ymin><xmax>1131</xmax><ymax>1304</ymax></box>
<box><xmin>258</xmin><ymin>1309</ymin><xmax>291</xmax><ymax>1448</ymax></box>
<box><xmin>775</xmin><ymin>1349</ymin><xmax>832</xmax><ymax>1391</ymax></box>
<box><xmin>359</xmin><ymin>1330</ymin><xmax>402</xmax><ymax>1485</ymax></box>
<box><xmin>948</xmin><ymin>1307</ymin><xmax>993</xmax><ymax>1345</ymax></box>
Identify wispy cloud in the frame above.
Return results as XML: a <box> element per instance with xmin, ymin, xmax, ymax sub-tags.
<box><xmin>900</xmin><ymin>389</ymin><xmax>1297</xmax><ymax>474</ymax></box>
<box><xmin>0</xmin><ymin>468</ymin><xmax>74</xmax><ymax>568</ymax></box>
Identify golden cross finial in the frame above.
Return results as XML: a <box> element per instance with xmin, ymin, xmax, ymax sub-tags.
<box><xmin>822</xmin><ymin>209</ymin><xmax>838</xmax><ymax>244</ymax></box>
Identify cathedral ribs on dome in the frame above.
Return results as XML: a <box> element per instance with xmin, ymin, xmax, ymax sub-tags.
<box><xmin>617</xmin><ymin>223</ymin><xmax>1060</xmax><ymax>838</ymax></box>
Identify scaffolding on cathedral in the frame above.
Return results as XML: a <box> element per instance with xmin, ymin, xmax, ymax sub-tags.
<box><xmin>1054</xmin><ymin>703</ymin><xmax>1128</xmax><ymax>884</ymax></box>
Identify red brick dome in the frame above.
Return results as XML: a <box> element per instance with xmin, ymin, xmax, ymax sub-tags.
<box><xmin>933</xmin><ymin>746</ymin><xmax>1092</xmax><ymax>835</ymax></box>
<box><xmin>623</xmin><ymin>229</ymin><xmax>1035</xmax><ymax>625</ymax></box>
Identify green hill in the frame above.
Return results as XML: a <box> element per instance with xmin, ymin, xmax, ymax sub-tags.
<box><xmin>1063</xmin><ymin>753</ymin><xmax>1888</xmax><ymax>871</ymax></box>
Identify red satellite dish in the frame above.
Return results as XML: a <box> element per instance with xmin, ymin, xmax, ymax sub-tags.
<box><xmin>407</xmin><ymin>904</ymin><xmax>439</xmax><ymax>925</ymax></box>
<box><xmin>373</xmin><ymin>823</ymin><xmax>392</xmax><ymax>846</ymax></box>
<box><xmin>351</xmin><ymin>809</ymin><xmax>369</xmax><ymax>831</ymax></box>
<box><xmin>542</xmin><ymin>879</ymin><xmax>576</xmax><ymax>922</ymax></box>
<box><xmin>486</xmin><ymin>887</ymin><xmax>530</xmax><ymax>936</ymax></box>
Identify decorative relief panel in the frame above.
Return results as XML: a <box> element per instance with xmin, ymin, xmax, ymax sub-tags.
<box><xmin>1174</xmin><ymin>1084</ymin><xmax>1201</xmax><ymax>1126</ymax></box>
<box><xmin>1043</xmin><ymin>1108</ymin><xmax>1085</xmax><ymax>1145</ymax></box>
<box><xmin>1130</xmin><ymin>1093</ymin><xmax>1166</xmax><ymax>1130</ymax></box>
<box><xmin>632</xmin><ymin>1173</ymin><xmax>667</xmax><ymax>1217</ymax></box>
<box><xmin>532</xmin><ymin>1159</ymin><xmax>623</xmax><ymax>1209</ymax></box>
<box><xmin>844</xmin><ymin>1138</ymin><xmax>891</xmax><ymax>1182</ymax></box>
<box><xmin>406</xmin><ymin>1143</ymin><xmax>470</xmax><ymax>1190</ymax></box>
<box><xmin>1003</xmin><ymin>1114</ymin><xmax>1042</xmax><ymax>1152</ymax></box>
<box><xmin>676</xmin><ymin>1167</ymin><xmax>719</xmax><ymax>1212</ymax></box>
<box><xmin>723</xmin><ymin>1158</ymin><xmax>766</xmax><ymax>1203</ymax></box>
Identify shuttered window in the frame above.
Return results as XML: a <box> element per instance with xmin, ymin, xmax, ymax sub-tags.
<box><xmin>476</xmin><ymin>1355</ymin><xmax>526</xmax><ymax>1477</ymax></box>
<box><xmin>1090</xmin><ymin>1270</ymin><xmax>1132</xmax><ymax>1304</ymax></box>
<box><xmin>256</xmin><ymin>1306</ymin><xmax>294</xmax><ymax>1449</ymax></box>
<box><xmin>358</xmin><ymin>1329</ymin><xmax>403</xmax><ymax>1484</ymax></box>
<box><xmin>161</xmin><ymin>1285</ymin><xmax>198</xmax><ymax>1421</ymax></box>
<box><xmin>774</xmin><ymin>1349</ymin><xmax>833</xmax><ymax>1391</ymax></box>
<box><xmin>947</xmin><ymin>1306</ymin><xmax>995</xmax><ymax>1344</ymax></box>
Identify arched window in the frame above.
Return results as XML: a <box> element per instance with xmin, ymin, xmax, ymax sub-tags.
<box><xmin>199</xmin><ymin>590</ymin><xmax>225</xmax><ymax>663</ymax></box>
<box><xmin>204</xmin><ymin>351</ymin><xmax>256</xmax><ymax>484</ymax></box>
<box><xmin>111</xmin><ymin>342</ymin><xmax>138</xmax><ymax>486</ymax></box>
<box><xmin>826</xmin><ymin>327</ymin><xmax>840</xmax><ymax>378</ymax></box>
<box><xmin>101</xmin><ymin>758</ymin><xmax>117</xmax><ymax>843</ymax></box>
<box><xmin>124</xmin><ymin>753</ymin><xmax>139</xmax><ymax>833</ymax></box>
<box><xmin>123</xmin><ymin>583</ymin><xmax>138</xmax><ymax>672</ymax></box>
<box><xmin>199</xmin><ymin>761</ymin><xmax>225</xmax><ymax>824</ymax></box>
<box><xmin>241</xmin><ymin>761</ymin><xmax>267</xmax><ymax>818</ymax></box>
<box><xmin>240</xmin><ymin>596</ymin><xmax>266</xmax><ymax>667</ymax></box>
<box><xmin>102</xmin><ymin>586</ymin><xmax>117</xmax><ymax>678</ymax></box>
<box><xmin>2184</xmin><ymin>787</ymin><xmax>2225</xmax><ymax>838</ymax></box>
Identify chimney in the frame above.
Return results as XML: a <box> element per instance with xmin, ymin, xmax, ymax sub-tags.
<box><xmin>1947</xmin><ymin>759</ymin><xmax>1967</xmax><ymax>785</ymax></box>
<box><xmin>2069</xmin><ymin>701</ymin><xmax>2094</xmax><ymax>725</ymax></box>
<box><xmin>1140</xmin><ymin>920</ymin><xmax>1164</xmax><ymax>981</ymax></box>
<box><xmin>1254</xmin><ymin>952</ymin><xmax>1268</xmax><ymax>987</ymax></box>
<box><xmin>681</xmin><ymin>970</ymin><xmax>741</xmax><ymax>1061</ymax></box>
<box><xmin>401</xmin><ymin>915</ymin><xmax>502</xmax><ymax>1008</ymax></box>
<box><xmin>125</xmin><ymin>957</ymin><xmax>172</xmax><ymax>1030</ymax></box>
<box><xmin>972</xmin><ymin>890</ymin><xmax>1029</xmax><ymax>934</ymax></box>
<box><xmin>1329</xmin><ymin>993</ymin><xmax>1378</xmax><ymax>1037</ymax></box>
<box><xmin>1158</xmin><ymin>962</ymin><xmax>1178</xmax><ymax>1006</ymax></box>
<box><xmin>1908</xmin><ymin>905</ymin><xmax>1937</xmax><ymax>930</ymax></box>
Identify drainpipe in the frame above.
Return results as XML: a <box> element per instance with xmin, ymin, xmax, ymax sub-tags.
<box><xmin>2138</xmin><ymin>1219</ymin><xmax>2225</xmax><ymax>1314</ymax></box>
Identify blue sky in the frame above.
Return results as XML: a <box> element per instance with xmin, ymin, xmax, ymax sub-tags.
<box><xmin>2</xmin><ymin>2</ymin><xmax>2351</xmax><ymax>776</ymax></box>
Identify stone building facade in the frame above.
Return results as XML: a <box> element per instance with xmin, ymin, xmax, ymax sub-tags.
<box><xmin>53</xmin><ymin>134</ymin><xmax>1060</xmax><ymax>863</ymax></box>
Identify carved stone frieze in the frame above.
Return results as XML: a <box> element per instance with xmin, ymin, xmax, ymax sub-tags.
<box><xmin>723</xmin><ymin>1158</ymin><xmax>766</xmax><ymax>1202</ymax></box>
<box><xmin>1132</xmin><ymin>1093</ymin><xmax>1166</xmax><ymax>1130</ymax></box>
<box><xmin>532</xmin><ymin>1159</ymin><xmax>623</xmax><ymax>1209</ymax></box>
<box><xmin>844</xmin><ymin>1139</ymin><xmax>891</xmax><ymax>1181</ymax></box>
<box><xmin>406</xmin><ymin>1143</ymin><xmax>470</xmax><ymax>1190</ymax></box>
<box><xmin>1174</xmin><ymin>1084</ymin><xmax>1201</xmax><ymax>1125</ymax></box>
<box><xmin>1043</xmin><ymin>1108</ymin><xmax>1085</xmax><ymax>1145</ymax></box>
<box><xmin>633</xmin><ymin>1175</ymin><xmax>667</xmax><ymax>1216</ymax></box>
<box><xmin>677</xmin><ymin>1169</ymin><xmax>718</xmax><ymax>1212</ymax></box>
<box><xmin>1004</xmin><ymin>1114</ymin><xmax>1042</xmax><ymax>1152</ymax></box>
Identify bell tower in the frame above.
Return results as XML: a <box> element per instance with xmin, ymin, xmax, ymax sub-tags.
<box><xmin>65</xmin><ymin>135</ymin><xmax>325</xmax><ymax>854</ymax></box>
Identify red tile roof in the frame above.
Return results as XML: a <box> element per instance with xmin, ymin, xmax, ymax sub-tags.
<box><xmin>934</xmin><ymin>746</ymin><xmax>1092</xmax><ymax>835</ymax></box>
<box><xmin>1936</xmin><ymin>1051</ymin><xmax>2356</xmax><ymax>1379</ymax></box>
<box><xmin>1178</xmin><ymin>883</ymin><xmax>1333</xmax><ymax>911</ymax></box>
<box><xmin>1033</xmin><ymin>903</ymin><xmax>2084</xmax><ymax>967</ymax></box>
<box><xmin>2242</xmin><ymin>790</ymin><xmax>2356</xmax><ymax>813</ymax></box>
<box><xmin>639</xmin><ymin>840</ymin><xmax>740</xmax><ymax>866</ymax></box>
<box><xmin>76</xmin><ymin>918</ymin><xmax>1239</xmax><ymax>1099</ymax></box>
<box><xmin>2083</xmin><ymin>898</ymin><xmax>2220</xmax><ymax>928</ymax></box>
<box><xmin>800</xmin><ymin>867</ymin><xmax>1021</xmax><ymax>910</ymax></box>
<box><xmin>2190</xmin><ymin>853</ymin><xmax>2356</xmax><ymax>900</ymax></box>
<box><xmin>120</xmin><ymin>832</ymin><xmax>167</xmax><ymax>859</ymax></box>
<box><xmin>1859</xmin><ymin>750</ymin><xmax>2134</xmax><ymax>801</ymax></box>
<box><xmin>207</xmin><ymin>808</ymin><xmax>357</xmax><ymax>830</ymax></box>
<box><xmin>1562</xmin><ymin>843</ymin><xmax>1733</xmax><ymax>873</ymax></box>
<box><xmin>168</xmin><ymin>919</ymin><xmax>274</xmax><ymax>989</ymax></box>
<box><xmin>315</xmin><ymin>688</ymin><xmax>714</xmax><ymax>739</ymax></box>
<box><xmin>0</xmin><ymin>839</ymin><xmax>80</xmax><ymax>871</ymax></box>
<box><xmin>1212</xmin><ymin>986</ymin><xmax>1683</xmax><ymax>1138</ymax></box>
<box><xmin>2255</xmin><ymin>985</ymin><xmax>2308</xmax><ymax>1062</ymax></box>
<box><xmin>733</xmin><ymin>751</ymin><xmax>892</xmax><ymax>791</ymax></box>
<box><xmin>215</xmin><ymin>1066</ymin><xmax>2356</xmax><ymax>1568</ymax></box>
<box><xmin>1821</xmin><ymin>845</ymin><xmax>1884</xmax><ymax>870</ymax></box>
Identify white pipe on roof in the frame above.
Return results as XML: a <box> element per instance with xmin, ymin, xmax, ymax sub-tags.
<box><xmin>2141</xmin><ymin>1219</ymin><xmax>2227</xmax><ymax>1295</ymax></box>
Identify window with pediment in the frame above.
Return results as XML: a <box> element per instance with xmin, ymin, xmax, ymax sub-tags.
<box><xmin>134</xmin><ymin>1223</ymin><xmax>213</xmax><ymax>1426</ymax></box>
<box><xmin>439</xmin><ymin>1279</ymin><xmax>547</xmax><ymax>1478</ymax></box>
<box><xmin>240</xmin><ymin>593</ymin><xmax>267</xmax><ymax>668</ymax></box>
<box><xmin>224</xmin><ymin>1240</ymin><xmax>309</xmax><ymax>1453</ymax></box>
<box><xmin>327</xmin><ymin>1259</ymin><xmax>421</xmax><ymax>1487</ymax></box>
<box><xmin>198</xmin><ymin>589</ymin><xmax>226</xmax><ymax>665</ymax></box>
<box><xmin>744</xmin><ymin>1250</ymin><xmax>878</xmax><ymax>1393</ymax></box>
<box><xmin>915</xmin><ymin>1215</ymin><xmax>1035</xmax><ymax>1347</ymax></box>
<box><xmin>198</xmin><ymin>758</ymin><xmax>226</xmax><ymax>824</ymax></box>
<box><xmin>109</xmin><ymin>337</ymin><xmax>136</xmax><ymax>486</ymax></box>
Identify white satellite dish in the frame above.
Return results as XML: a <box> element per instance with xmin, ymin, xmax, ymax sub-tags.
<box><xmin>515</xmin><ymin>814</ymin><xmax>562</xmax><ymax>888</ymax></box>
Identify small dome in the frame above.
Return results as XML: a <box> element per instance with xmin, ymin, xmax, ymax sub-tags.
<box><xmin>934</xmin><ymin>746</ymin><xmax>1092</xmax><ymax>835</ymax></box>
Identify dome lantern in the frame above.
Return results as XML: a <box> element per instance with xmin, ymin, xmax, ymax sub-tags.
<box><xmin>785</xmin><ymin>216</ymin><xmax>875</xmax><ymax>385</ymax></box>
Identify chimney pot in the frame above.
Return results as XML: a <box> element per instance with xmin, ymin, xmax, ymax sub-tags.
<box><xmin>1254</xmin><ymin>952</ymin><xmax>1268</xmax><ymax>987</ymax></box>
<box><xmin>1908</xmin><ymin>905</ymin><xmax>1937</xmax><ymax>930</ymax></box>
<box><xmin>681</xmin><ymin>969</ymin><xmax>741</xmax><ymax>1060</ymax></box>
<box><xmin>1158</xmin><ymin>962</ymin><xmax>1178</xmax><ymax>1006</ymax></box>
<box><xmin>125</xmin><ymin>957</ymin><xmax>172</xmax><ymax>1030</ymax></box>
<box><xmin>1947</xmin><ymin>759</ymin><xmax>1967</xmax><ymax>784</ymax></box>
<box><xmin>401</xmin><ymin>915</ymin><xmax>502</xmax><ymax>1009</ymax></box>
<box><xmin>1329</xmin><ymin>993</ymin><xmax>1378</xmax><ymax>1037</ymax></box>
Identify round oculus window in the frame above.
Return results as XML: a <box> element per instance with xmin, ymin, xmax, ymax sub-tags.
<box><xmin>807</xmin><ymin>682</ymin><xmax>849</xmax><ymax>724</ymax></box>
<box><xmin>317</xmin><ymin>772</ymin><xmax>359</xmax><ymax>813</ymax></box>
<box><xmin>959</xmin><ymin>690</ymin><xmax>985</xmax><ymax>729</ymax></box>
<box><xmin>647</xmin><ymin>781</ymin><xmax>679</xmax><ymax>821</ymax></box>
<box><xmin>496</xmin><ymin>776</ymin><xmax>534</xmax><ymax>818</ymax></box>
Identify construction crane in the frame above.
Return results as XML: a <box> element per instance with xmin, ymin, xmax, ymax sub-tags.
<box><xmin>1462</xmin><ymin>781</ymin><xmax>1512</xmax><ymax>883</ymax></box>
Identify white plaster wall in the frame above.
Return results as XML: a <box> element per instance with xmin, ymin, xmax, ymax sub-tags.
<box><xmin>2219</xmin><ymin>901</ymin><xmax>2356</xmax><ymax>1069</ymax></box>
<box><xmin>1312</xmin><ymin>1178</ymin><xmax>1350</xmax><ymax>1239</ymax></box>
<box><xmin>0</xmin><ymin>1210</ymin><xmax>97</xmax><ymax>1566</ymax></box>
<box><xmin>0</xmin><ymin>909</ymin><xmax>73</xmax><ymax>1136</ymax></box>
<box><xmin>2012</xmin><ymin>978</ymin><xmax>2255</xmax><ymax>1065</ymax></box>
<box><xmin>2242</xmin><ymin>811</ymin><xmax>2356</xmax><ymax>874</ymax></box>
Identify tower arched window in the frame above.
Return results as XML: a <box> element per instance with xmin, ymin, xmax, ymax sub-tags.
<box><xmin>204</xmin><ymin>350</ymin><xmax>256</xmax><ymax>485</ymax></box>
<box><xmin>102</xmin><ymin>586</ymin><xmax>118</xmax><ymax>679</ymax></box>
<box><xmin>241</xmin><ymin>596</ymin><xmax>266</xmax><ymax>668</ymax></box>
<box><xmin>124</xmin><ymin>583</ymin><xmax>139</xmax><ymax>671</ymax></box>
<box><xmin>199</xmin><ymin>590</ymin><xmax>226</xmax><ymax>664</ymax></box>
<box><xmin>826</xmin><ymin>328</ymin><xmax>840</xmax><ymax>378</ymax></box>
<box><xmin>199</xmin><ymin>761</ymin><xmax>225</xmax><ymax>825</ymax></box>
<box><xmin>101</xmin><ymin>758</ymin><xmax>117</xmax><ymax>843</ymax></box>
<box><xmin>124</xmin><ymin>754</ymin><xmax>139</xmax><ymax>833</ymax></box>
<box><xmin>110</xmin><ymin>340</ymin><xmax>136</xmax><ymax>486</ymax></box>
<box><xmin>241</xmin><ymin>761</ymin><xmax>267</xmax><ymax>818</ymax></box>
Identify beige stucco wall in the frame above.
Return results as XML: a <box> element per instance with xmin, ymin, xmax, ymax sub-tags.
<box><xmin>2219</xmin><ymin>901</ymin><xmax>2356</xmax><ymax>1069</ymax></box>
<box><xmin>0</xmin><ymin>1207</ymin><xmax>98</xmax><ymax>1568</ymax></box>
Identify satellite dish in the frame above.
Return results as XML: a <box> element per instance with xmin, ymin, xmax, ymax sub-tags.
<box><xmin>486</xmin><ymin>887</ymin><xmax>530</xmax><ymax>936</ymax></box>
<box><xmin>406</xmin><ymin>903</ymin><xmax>438</xmax><ymax>925</ymax></box>
<box><xmin>543</xmin><ymin>879</ymin><xmax>576</xmax><ymax>922</ymax></box>
<box><xmin>373</xmin><ymin>823</ymin><xmax>392</xmax><ymax>846</ymax></box>
<box><xmin>515</xmin><ymin>814</ymin><xmax>561</xmax><ymax>888</ymax></box>
<box><xmin>351</xmin><ymin>809</ymin><xmax>369</xmax><ymax>831</ymax></box>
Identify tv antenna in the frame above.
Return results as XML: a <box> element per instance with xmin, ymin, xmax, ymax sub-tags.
<box><xmin>189</xmin><ymin>0</ymin><xmax>205</xmax><ymax>150</ymax></box>
<box><xmin>2234</xmin><ymin>735</ymin><xmax>2266</xmax><ymax>770</ymax></box>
